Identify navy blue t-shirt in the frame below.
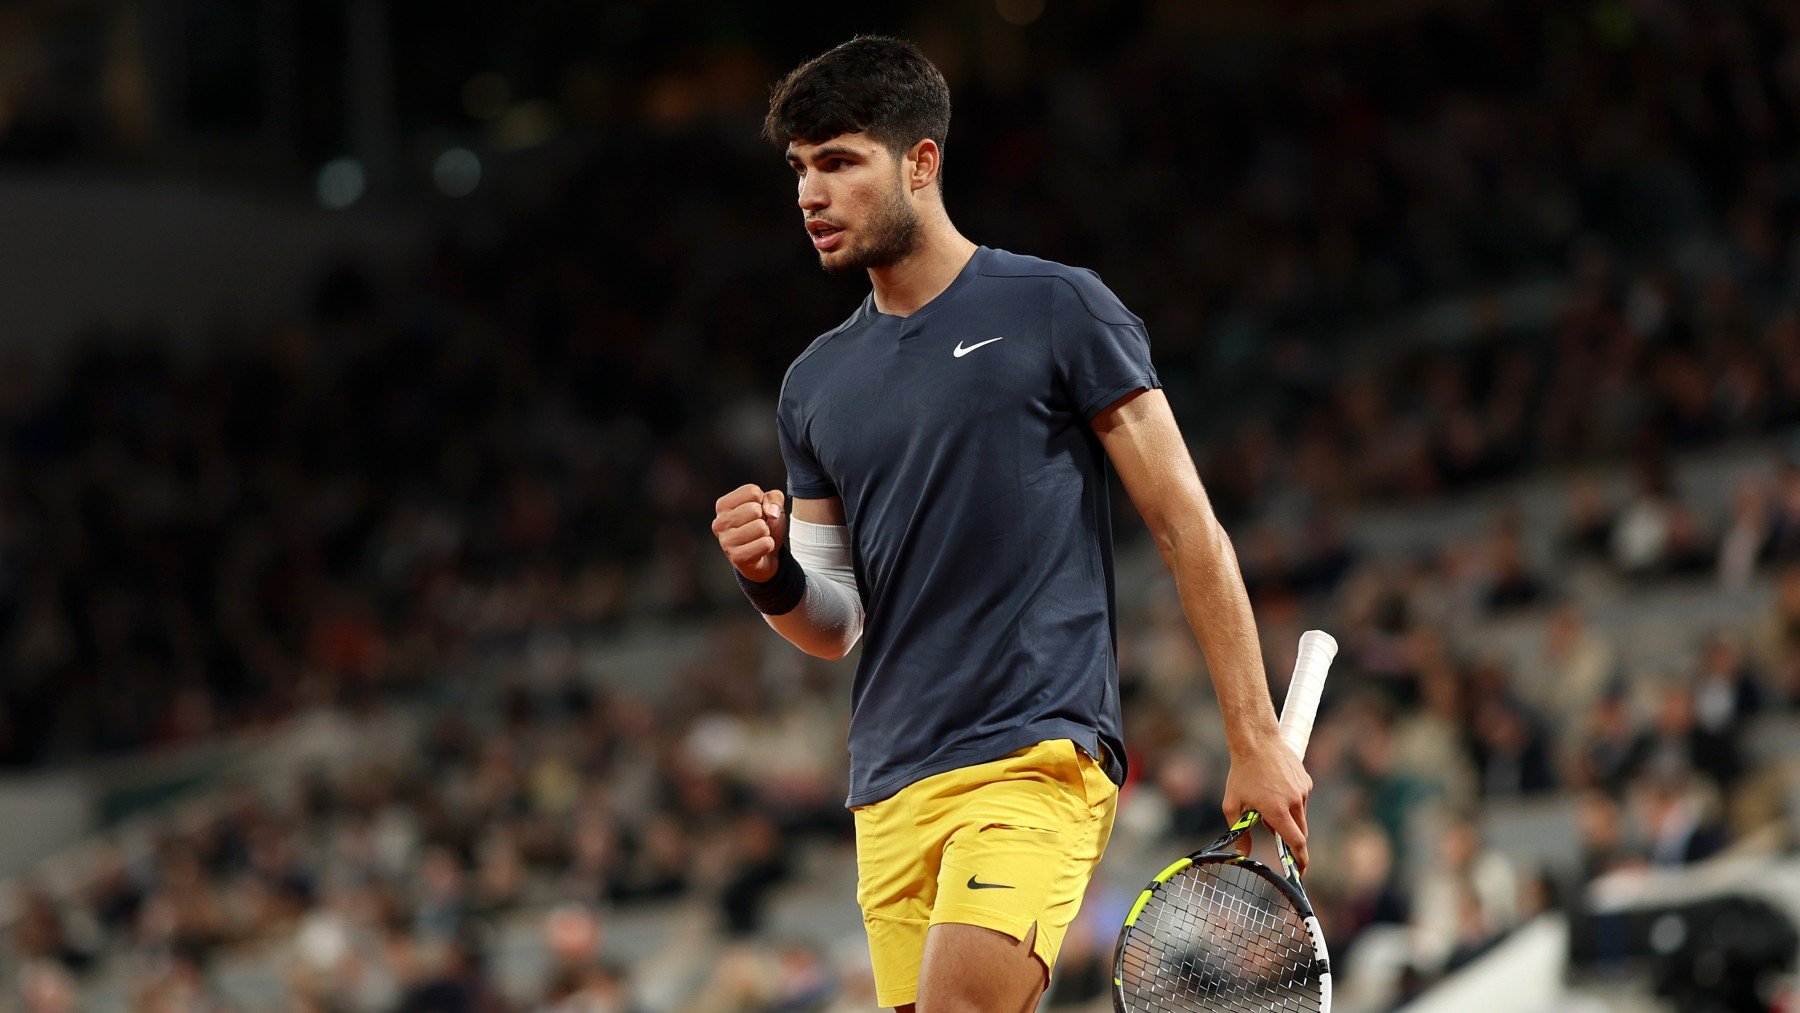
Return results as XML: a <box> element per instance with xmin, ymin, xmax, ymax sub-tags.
<box><xmin>776</xmin><ymin>246</ymin><xmax>1161</xmax><ymax>807</ymax></box>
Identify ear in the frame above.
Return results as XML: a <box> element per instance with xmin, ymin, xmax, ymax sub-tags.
<box><xmin>906</xmin><ymin>138</ymin><xmax>941</xmax><ymax>193</ymax></box>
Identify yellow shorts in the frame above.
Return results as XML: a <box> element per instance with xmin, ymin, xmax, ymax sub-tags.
<box><xmin>851</xmin><ymin>738</ymin><xmax>1119</xmax><ymax>1008</ymax></box>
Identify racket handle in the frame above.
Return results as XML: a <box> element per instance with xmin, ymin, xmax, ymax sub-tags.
<box><xmin>1278</xmin><ymin>630</ymin><xmax>1337</xmax><ymax>759</ymax></box>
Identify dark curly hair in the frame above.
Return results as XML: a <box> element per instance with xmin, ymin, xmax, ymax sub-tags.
<box><xmin>763</xmin><ymin>36</ymin><xmax>951</xmax><ymax>178</ymax></box>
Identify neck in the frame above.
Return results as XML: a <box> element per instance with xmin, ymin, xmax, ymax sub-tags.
<box><xmin>867</xmin><ymin>216</ymin><xmax>978</xmax><ymax>318</ymax></box>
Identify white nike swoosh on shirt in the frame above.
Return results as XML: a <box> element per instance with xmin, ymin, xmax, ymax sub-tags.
<box><xmin>953</xmin><ymin>337</ymin><xmax>1005</xmax><ymax>357</ymax></box>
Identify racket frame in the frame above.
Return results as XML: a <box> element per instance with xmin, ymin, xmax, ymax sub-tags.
<box><xmin>1111</xmin><ymin>810</ymin><xmax>1333</xmax><ymax>1012</ymax></box>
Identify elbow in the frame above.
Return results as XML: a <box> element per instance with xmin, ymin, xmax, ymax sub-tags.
<box><xmin>795</xmin><ymin>628</ymin><xmax>861</xmax><ymax>661</ymax></box>
<box><xmin>1159</xmin><ymin>509</ymin><xmax>1230</xmax><ymax>566</ymax></box>
<box><xmin>1142</xmin><ymin>508</ymin><xmax>1187</xmax><ymax>556</ymax></box>
<box><xmin>804</xmin><ymin>642</ymin><xmax>851</xmax><ymax>661</ymax></box>
<box><xmin>823</xmin><ymin>628</ymin><xmax>864</xmax><ymax>661</ymax></box>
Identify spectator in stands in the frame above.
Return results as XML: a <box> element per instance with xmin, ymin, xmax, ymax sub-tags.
<box><xmin>540</xmin><ymin>959</ymin><xmax>634</xmax><ymax>1013</ymax></box>
<box><xmin>19</xmin><ymin>960</ymin><xmax>77</xmax><ymax>1013</ymax></box>
<box><xmin>539</xmin><ymin>905</ymin><xmax>605</xmax><ymax>1003</ymax></box>
<box><xmin>1612</xmin><ymin>460</ymin><xmax>1684</xmax><ymax>578</ymax></box>
<box><xmin>1571</xmin><ymin>688</ymin><xmax>1642</xmax><ymax>794</ymax></box>
<box><xmin>1330</xmin><ymin>821</ymin><xmax>1409</xmax><ymax>964</ymax></box>
<box><xmin>1469</xmin><ymin>696</ymin><xmax>1557</xmax><ymax>798</ymax></box>
<box><xmin>1757</xmin><ymin>564</ymin><xmax>1800</xmax><ymax>707</ymax></box>
<box><xmin>1482</xmin><ymin>513</ymin><xmax>1549</xmax><ymax>612</ymax></box>
<box><xmin>1391</xmin><ymin>664</ymin><xmax>1476</xmax><ymax>810</ymax></box>
<box><xmin>1575</xmin><ymin>791</ymin><xmax>1639</xmax><ymax>883</ymax></box>
<box><xmin>1718</xmin><ymin>474</ymin><xmax>1777</xmax><ymax>588</ymax></box>
<box><xmin>1563</xmin><ymin>478</ymin><xmax>1616</xmax><ymax>561</ymax></box>
<box><xmin>1628</xmin><ymin>681</ymin><xmax>1742</xmax><ymax>790</ymax></box>
<box><xmin>1692</xmin><ymin>632</ymin><xmax>1763</xmax><ymax>743</ymax></box>
<box><xmin>1531</xmin><ymin>606</ymin><xmax>1616</xmax><ymax>727</ymax></box>
<box><xmin>1409</xmin><ymin>818</ymin><xmax>1519</xmax><ymax>976</ymax></box>
<box><xmin>395</xmin><ymin>932</ymin><xmax>506</xmax><ymax>1013</ymax></box>
<box><xmin>717</xmin><ymin>812</ymin><xmax>793</xmax><ymax>937</ymax></box>
<box><xmin>1631</xmin><ymin>775</ymin><xmax>1727</xmax><ymax>867</ymax></box>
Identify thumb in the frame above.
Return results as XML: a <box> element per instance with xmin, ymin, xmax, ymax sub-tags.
<box><xmin>762</xmin><ymin>489</ymin><xmax>788</xmax><ymax>548</ymax></box>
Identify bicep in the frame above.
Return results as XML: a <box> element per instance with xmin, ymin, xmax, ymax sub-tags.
<box><xmin>1091</xmin><ymin>388</ymin><xmax>1212</xmax><ymax>534</ymax></box>
<box><xmin>792</xmin><ymin>496</ymin><xmax>846</xmax><ymax>525</ymax></box>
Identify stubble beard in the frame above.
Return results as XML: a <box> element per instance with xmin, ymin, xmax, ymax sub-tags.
<box><xmin>821</xmin><ymin>186</ymin><xmax>921</xmax><ymax>275</ymax></box>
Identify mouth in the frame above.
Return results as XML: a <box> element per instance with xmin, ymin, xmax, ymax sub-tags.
<box><xmin>806</xmin><ymin>220</ymin><xmax>845</xmax><ymax>252</ymax></box>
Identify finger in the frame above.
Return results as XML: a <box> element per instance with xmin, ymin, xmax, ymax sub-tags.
<box><xmin>712</xmin><ymin>502</ymin><xmax>763</xmax><ymax>536</ymax></box>
<box><xmin>712</xmin><ymin>506</ymin><xmax>767</xmax><ymax>542</ymax></box>
<box><xmin>1264</xmin><ymin>808</ymin><xmax>1309</xmax><ymax>875</ymax></box>
<box><xmin>718</xmin><ymin>520</ymin><xmax>772</xmax><ymax>550</ymax></box>
<box><xmin>1263</xmin><ymin>805</ymin><xmax>1303</xmax><ymax>847</ymax></box>
<box><xmin>711</xmin><ymin>505</ymin><xmax>757</xmax><ymax>535</ymax></box>
<box><xmin>719</xmin><ymin>501</ymin><xmax>766</xmax><ymax>530</ymax></box>
<box><xmin>714</xmin><ymin>484</ymin><xmax>764</xmax><ymax>514</ymax></box>
<box><xmin>728</xmin><ymin>538</ymin><xmax>776</xmax><ymax>568</ymax></box>
<box><xmin>1221</xmin><ymin>797</ymin><xmax>1253</xmax><ymax>856</ymax></box>
<box><xmin>1221</xmin><ymin>795</ymin><xmax>1244</xmax><ymax>827</ymax></box>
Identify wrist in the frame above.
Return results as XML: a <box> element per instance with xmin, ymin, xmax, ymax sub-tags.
<box><xmin>1225</xmin><ymin>716</ymin><xmax>1284</xmax><ymax>758</ymax></box>
<box><xmin>736</xmin><ymin>541</ymin><xmax>804</xmax><ymax>615</ymax></box>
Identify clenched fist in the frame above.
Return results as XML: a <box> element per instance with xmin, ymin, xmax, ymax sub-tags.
<box><xmin>712</xmin><ymin>484</ymin><xmax>789</xmax><ymax>582</ymax></box>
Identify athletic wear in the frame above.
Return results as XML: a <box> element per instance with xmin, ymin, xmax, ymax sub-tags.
<box><xmin>762</xmin><ymin>518</ymin><xmax>863</xmax><ymax>658</ymax></box>
<box><xmin>776</xmin><ymin>246</ymin><xmax>1159</xmax><ymax>806</ymax></box>
<box><xmin>852</xmin><ymin>738</ymin><xmax>1119</xmax><ymax>1006</ymax></box>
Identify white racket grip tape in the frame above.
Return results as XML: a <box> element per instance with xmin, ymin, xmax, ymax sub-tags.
<box><xmin>1278</xmin><ymin>630</ymin><xmax>1337</xmax><ymax>759</ymax></box>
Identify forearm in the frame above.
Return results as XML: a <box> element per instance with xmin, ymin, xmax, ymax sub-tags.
<box><xmin>756</xmin><ymin>519</ymin><xmax>864</xmax><ymax>660</ymax></box>
<box><xmin>763</xmin><ymin>569</ymin><xmax>862</xmax><ymax>660</ymax></box>
<box><xmin>1155</xmin><ymin>512</ymin><xmax>1280</xmax><ymax>753</ymax></box>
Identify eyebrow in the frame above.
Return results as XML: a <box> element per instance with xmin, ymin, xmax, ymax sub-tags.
<box><xmin>787</xmin><ymin>144</ymin><xmax>862</xmax><ymax>165</ymax></box>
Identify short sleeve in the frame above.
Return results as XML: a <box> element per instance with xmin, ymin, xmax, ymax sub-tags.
<box><xmin>1050</xmin><ymin>275</ymin><xmax>1162</xmax><ymax>419</ymax></box>
<box><xmin>777</xmin><ymin>406</ymin><xmax>837</xmax><ymax>499</ymax></box>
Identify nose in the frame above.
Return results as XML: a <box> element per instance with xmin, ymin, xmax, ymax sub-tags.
<box><xmin>797</xmin><ymin>172</ymin><xmax>827</xmax><ymax>212</ymax></box>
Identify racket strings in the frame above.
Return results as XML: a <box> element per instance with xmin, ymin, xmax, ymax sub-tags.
<box><xmin>1118</xmin><ymin>860</ymin><xmax>1324</xmax><ymax>1012</ymax></box>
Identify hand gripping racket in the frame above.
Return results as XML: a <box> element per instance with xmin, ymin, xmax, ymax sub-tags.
<box><xmin>1113</xmin><ymin>629</ymin><xmax>1337</xmax><ymax>1013</ymax></box>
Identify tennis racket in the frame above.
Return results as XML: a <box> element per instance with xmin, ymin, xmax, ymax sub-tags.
<box><xmin>1113</xmin><ymin>629</ymin><xmax>1337</xmax><ymax>1013</ymax></box>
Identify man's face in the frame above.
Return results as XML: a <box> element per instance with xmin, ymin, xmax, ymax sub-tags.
<box><xmin>786</xmin><ymin>132</ymin><xmax>920</xmax><ymax>274</ymax></box>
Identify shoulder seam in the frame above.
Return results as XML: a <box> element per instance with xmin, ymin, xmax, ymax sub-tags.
<box><xmin>781</xmin><ymin>307</ymin><xmax>864</xmax><ymax>393</ymax></box>
<box><xmin>1048</xmin><ymin>275</ymin><xmax>1140</xmax><ymax>328</ymax></box>
<box><xmin>978</xmin><ymin>253</ymin><xmax>1139</xmax><ymax>327</ymax></box>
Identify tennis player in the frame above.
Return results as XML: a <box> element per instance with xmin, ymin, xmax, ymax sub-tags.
<box><xmin>711</xmin><ymin>36</ymin><xmax>1310</xmax><ymax>1012</ymax></box>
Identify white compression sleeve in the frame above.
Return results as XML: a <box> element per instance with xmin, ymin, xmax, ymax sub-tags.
<box><xmin>764</xmin><ymin>518</ymin><xmax>864</xmax><ymax>659</ymax></box>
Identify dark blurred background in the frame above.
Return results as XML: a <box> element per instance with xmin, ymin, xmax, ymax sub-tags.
<box><xmin>4</xmin><ymin>1</ymin><xmax>1800</xmax><ymax>1010</ymax></box>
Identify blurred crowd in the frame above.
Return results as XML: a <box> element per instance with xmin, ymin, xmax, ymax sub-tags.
<box><xmin>7</xmin><ymin>0</ymin><xmax>1800</xmax><ymax>1008</ymax></box>
<box><xmin>10</xmin><ymin>629</ymin><xmax>852</xmax><ymax>1010</ymax></box>
<box><xmin>7</xmin><ymin>0</ymin><xmax>1800</xmax><ymax>766</ymax></box>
